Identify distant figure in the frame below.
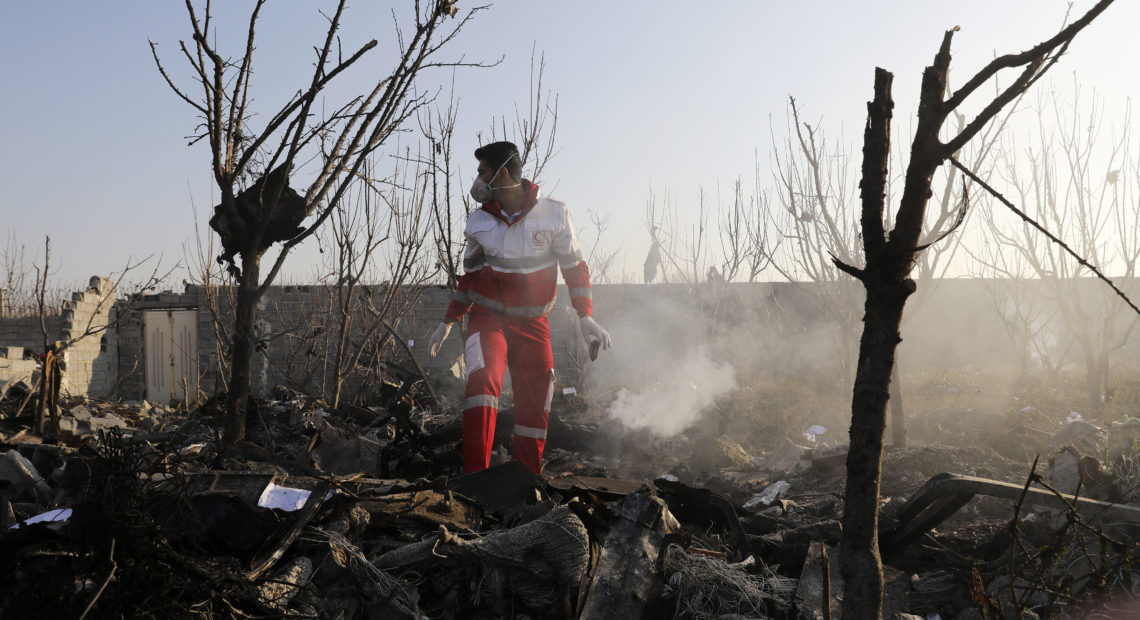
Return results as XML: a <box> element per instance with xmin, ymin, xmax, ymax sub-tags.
<box><xmin>707</xmin><ymin>265</ymin><xmax>724</xmax><ymax>283</ymax></box>
<box><xmin>426</xmin><ymin>141</ymin><xmax>611</xmax><ymax>475</ymax></box>
<box><xmin>644</xmin><ymin>239</ymin><xmax>662</xmax><ymax>284</ymax></box>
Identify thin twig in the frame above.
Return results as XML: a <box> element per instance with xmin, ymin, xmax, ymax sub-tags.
<box><xmin>79</xmin><ymin>538</ymin><xmax>117</xmax><ymax>620</ymax></box>
<box><xmin>950</xmin><ymin>157</ymin><xmax>1140</xmax><ymax>318</ymax></box>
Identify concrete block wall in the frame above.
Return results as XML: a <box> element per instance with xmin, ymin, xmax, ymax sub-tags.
<box><xmin>0</xmin><ymin>346</ymin><xmax>37</xmax><ymax>392</ymax></box>
<box><xmin>249</xmin><ymin>284</ymin><xmax>447</xmax><ymax>399</ymax></box>
<box><xmin>59</xmin><ymin>276</ymin><xmax>117</xmax><ymax>398</ymax></box>
<box><xmin>129</xmin><ymin>280</ymin><xmax>1032</xmax><ymax>404</ymax></box>
<box><xmin>8</xmin><ymin>276</ymin><xmax>1140</xmax><ymax>405</ymax></box>
<box><xmin>0</xmin><ymin>316</ymin><xmax>63</xmax><ymax>353</ymax></box>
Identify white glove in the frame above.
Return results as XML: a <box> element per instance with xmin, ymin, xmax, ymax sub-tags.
<box><xmin>579</xmin><ymin>316</ymin><xmax>612</xmax><ymax>355</ymax></box>
<box><xmin>428</xmin><ymin>322</ymin><xmax>452</xmax><ymax>358</ymax></box>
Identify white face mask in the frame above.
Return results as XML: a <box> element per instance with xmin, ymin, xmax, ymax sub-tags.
<box><xmin>470</xmin><ymin>155</ymin><xmax>521</xmax><ymax>203</ymax></box>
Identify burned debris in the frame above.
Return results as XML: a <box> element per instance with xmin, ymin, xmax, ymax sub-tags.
<box><xmin>5</xmin><ymin>371</ymin><xmax>1140</xmax><ymax>619</ymax></box>
<box><xmin>209</xmin><ymin>164</ymin><xmax>308</xmax><ymax>279</ymax></box>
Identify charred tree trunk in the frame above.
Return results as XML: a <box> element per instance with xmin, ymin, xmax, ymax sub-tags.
<box><xmin>841</xmin><ymin>275</ymin><xmax>912</xmax><ymax>612</ymax></box>
<box><xmin>837</xmin><ymin>3</ymin><xmax>1113</xmax><ymax>614</ymax></box>
<box><xmin>842</xmin><ymin>51</ymin><xmax>950</xmax><ymax>620</ymax></box>
<box><xmin>34</xmin><ymin>346</ymin><xmax>60</xmax><ymax>437</ymax></box>
<box><xmin>225</xmin><ymin>251</ymin><xmax>262</xmax><ymax>445</ymax></box>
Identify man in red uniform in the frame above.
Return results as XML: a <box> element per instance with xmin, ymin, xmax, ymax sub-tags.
<box><xmin>428</xmin><ymin>141</ymin><xmax>611</xmax><ymax>475</ymax></box>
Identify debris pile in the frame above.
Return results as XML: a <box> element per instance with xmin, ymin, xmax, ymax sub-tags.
<box><xmin>3</xmin><ymin>371</ymin><xmax>1140</xmax><ymax>618</ymax></box>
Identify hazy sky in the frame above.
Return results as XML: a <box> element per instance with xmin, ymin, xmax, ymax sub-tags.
<box><xmin>2</xmin><ymin>1</ymin><xmax>1136</xmax><ymax>287</ymax></box>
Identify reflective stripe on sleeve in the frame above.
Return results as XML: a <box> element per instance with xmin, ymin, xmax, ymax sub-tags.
<box><xmin>568</xmin><ymin>287</ymin><xmax>592</xmax><ymax>299</ymax></box>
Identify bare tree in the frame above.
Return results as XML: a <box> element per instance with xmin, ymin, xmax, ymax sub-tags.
<box><xmin>424</xmin><ymin>48</ymin><xmax>558</xmax><ymax>292</ymax></box>
<box><xmin>2</xmin><ymin>232</ymin><xmax>77</xmax><ymax>319</ymax></box>
<box><xmin>482</xmin><ymin>47</ymin><xmax>560</xmax><ymax>186</ymax></box>
<box><xmin>152</xmin><ymin>0</ymin><xmax>484</xmax><ymax>444</ymax></box>
<box><xmin>578</xmin><ymin>210</ymin><xmax>622</xmax><ymax>285</ymax></box>
<box><xmin>764</xmin><ymin>98</ymin><xmax>866</xmax><ymax>387</ymax></box>
<box><xmin>643</xmin><ymin>188</ymin><xmax>684</xmax><ymax>284</ymax></box>
<box><xmin>421</xmin><ymin>83</ymin><xmax>465</xmax><ymax>289</ymax></box>
<box><xmin>718</xmin><ymin>168</ymin><xmax>777</xmax><ymax>283</ymax></box>
<box><xmin>976</xmin><ymin>82</ymin><xmax>1139</xmax><ymax>404</ymax></box>
<box><xmin>833</xmin><ymin>2</ymin><xmax>1114</xmax><ymax>615</ymax></box>
<box><xmin>320</xmin><ymin>153</ymin><xmax>438</xmax><ymax>407</ymax></box>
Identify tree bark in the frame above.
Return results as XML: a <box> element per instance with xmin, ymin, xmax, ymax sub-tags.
<box><xmin>889</xmin><ymin>360</ymin><xmax>906</xmax><ymax>449</ymax></box>
<box><xmin>225</xmin><ymin>251</ymin><xmax>261</xmax><ymax>444</ymax></box>
<box><xmin>840</xmin><ymin>277</ymin><xmax>913</xmax><ymax>617</ymax></box>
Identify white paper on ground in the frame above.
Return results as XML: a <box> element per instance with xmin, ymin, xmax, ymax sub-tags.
<box><xmin>562</xmin><ymin>387</ymin><xmax>576</xmax><ymax>395</ymax></box>
<box><xmin>257</xmin><ymin>482</ymin><xmax>332</xmax><ymax>511</ymax></box>
<box><xmin>10</xmin><ymin>507</ymin><xmax>72</xmax><ymax>529</ymax></box>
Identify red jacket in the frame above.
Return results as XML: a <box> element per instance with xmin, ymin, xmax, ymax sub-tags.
<box><xmin>445</xmin><ymin>180</ymin><xmax>593</xmax><ymax>321</ymax></box>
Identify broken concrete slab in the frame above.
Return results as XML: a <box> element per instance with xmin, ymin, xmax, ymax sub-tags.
<box><xmin>67</xmin><ymin>405</ymin><xmax>93</xmax><ymax>422</ymax></box>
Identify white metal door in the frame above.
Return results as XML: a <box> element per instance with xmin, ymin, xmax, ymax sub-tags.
<box><xmin>144</xmin><ymin>309</ymin><xmax>199</xmax><ymax>403</ymax></box>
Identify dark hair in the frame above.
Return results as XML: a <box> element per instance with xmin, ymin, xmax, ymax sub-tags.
<box><xmin>474</xmin><ymin>141</ymin><xmax>522</xmax><ymax>181</ymax></box>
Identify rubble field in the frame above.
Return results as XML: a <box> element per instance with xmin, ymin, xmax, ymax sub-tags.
<box><xmin>3</xmin><ymin>367</ymin><xmax>1140</xmax><ymax>619</ymax></box>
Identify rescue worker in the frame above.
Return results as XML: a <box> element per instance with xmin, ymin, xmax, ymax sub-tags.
<box><xmin>427</xmin><ymin>141</ymin><xmax>611</xmax><ymax>475</ymax></box>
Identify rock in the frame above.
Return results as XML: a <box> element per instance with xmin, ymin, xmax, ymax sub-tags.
<box><xmin>67</xmin><ymin>405</ymin><xmax>93</xmax><ymax>422</ymax></box>
<box><xmin>89</xmin><ymin>413</ymin><xmax>127</xmax><ymax>431</ymax></box>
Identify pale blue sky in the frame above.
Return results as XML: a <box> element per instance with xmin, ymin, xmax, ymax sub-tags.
<box><xmin>1</xmin><ymin>1</ymin><xmax>1135</xmax><ymax>286</ymax></box>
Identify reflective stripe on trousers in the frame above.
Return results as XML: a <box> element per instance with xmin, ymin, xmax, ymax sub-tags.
<box><xmin>461</xmin><ymin>305</ymin><xmax>554</xmax><ymax>475</ymax></box>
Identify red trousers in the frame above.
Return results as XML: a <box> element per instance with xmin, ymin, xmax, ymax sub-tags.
<box><xmin>462</xmin><ymin>306</ymin><xmax>555</xmax><ymax>474</ymax></box>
